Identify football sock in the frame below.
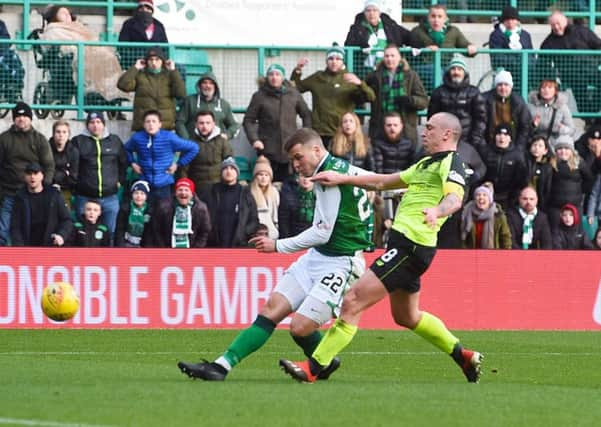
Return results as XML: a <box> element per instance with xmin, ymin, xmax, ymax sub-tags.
<box><xmin>412</xmin><ymin>311</ymin><xmax>459</xmax><ymax>354</ymax></box>
<box><xmin>220</xmin><ymin>315</ymin><xmax>276</xmax><ymax>368</ymax></box>
<box><xmin>292</xmin><ymin>330</ymin><xmax>323</xmax><ymax>358</ymax></box>
<box><xmin>312</xmin><ymin>318</ymin><xmax>357</xmax><ymax>369</ymax></box>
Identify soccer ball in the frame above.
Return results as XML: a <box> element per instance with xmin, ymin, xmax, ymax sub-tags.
<box><xmin>41</xmin><ymin>282</ymin><xmax>80</xmax><ymax>322</ymax></box>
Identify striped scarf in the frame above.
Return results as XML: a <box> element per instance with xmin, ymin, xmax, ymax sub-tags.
<box><xmin>519</xmin><ymin>207</ymin><xmax>536</xmax><ymax>249</ymax></box>
<box><xmin>381</xmin><ymin>67</ymin><xmax>405</xmax><ymax>112</ymax></box>
<box><xmin>125</xmin><ymin>201</ymin><xmax>148</xmax><ymax>247</ymax></box>
<box><xmin>363</xmin><ymin>19</ymin><xmax>387</xmax><ymax>69</ymax></box>
<box><xmin>172</xmin><ymin>201</ymin><xmax>194</xmax><ymax>248</ymax></box>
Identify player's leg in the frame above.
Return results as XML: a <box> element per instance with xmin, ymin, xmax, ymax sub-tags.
<box><xmin>178</xmin><ymin>256</ymin><xmax>312</xmax><ymax>381</ymax></box>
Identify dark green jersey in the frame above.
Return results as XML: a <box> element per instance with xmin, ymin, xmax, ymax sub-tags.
<box><xmin>393</xmin><ymin>151</ymin><xmax>467</xmax><ymax>247</ymax></box>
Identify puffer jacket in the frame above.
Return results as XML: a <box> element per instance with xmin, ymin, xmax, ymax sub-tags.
<box><xmin>527</xmin><ymin>91</ymin><xmax>575</xmax><ymax>148</ymax></box>
<box><xmin>548</xmin><ymin>159</ymin><xmax>594</xmax><ymax>209</ymax></box>
<box><xmin>124</xmin><ymin>129</ymin><xmax>199</xmax><ymax>189</ymax></box>
<box><xmin>176</xmin><ymin>71</ymin><xmax>240</xmax><ymax>140</ymax></box>
<box><xmin>483</xmin><ymin>89</ymin><xmax>532</xmax><ymax>150</ymax></box>
<box><xmin>243</xmin><ymin>79</ymin><xmax>311</xmax><ymax>163</ymax></box>
<box><xmin>428</xmin><ymin>71</ymin><xmax>487</xmax><ymax>147</ymax></box>
<box><xmin>71</xmin><ymin>129</ymin><xmax>126</xmax><ymax>198</ymax></box>
<box><xmin>0</xmin><ymin>125</ymin><xmax>55</xmax><ymax>198</ymax></box>
<box><xmin>372</xmin><ymin>135</ymin><xmax>417</xmax><ymax>174</ymax></box>
<box><xmin>117</xmin><ymin>65</ymin><xmax>185</xmax><ymax>130</ymax></box>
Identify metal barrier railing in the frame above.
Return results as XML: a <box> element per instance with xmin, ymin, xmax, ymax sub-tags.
<box><xmin>1</xmin><ymin>39</ymin><xmax>601</xmax><ymax>119</ymax></box>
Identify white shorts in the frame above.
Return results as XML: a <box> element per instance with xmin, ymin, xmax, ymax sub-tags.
<box><xmin>274</xmin><ymin>248</ymin><xmax>365</xmax><ymax>325</ymax></box>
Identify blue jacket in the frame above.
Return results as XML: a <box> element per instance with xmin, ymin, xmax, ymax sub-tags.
<box><xmin>125</xmin><ymin>129</ymin><xmax>199</xmax><ymax>189</ymax></box>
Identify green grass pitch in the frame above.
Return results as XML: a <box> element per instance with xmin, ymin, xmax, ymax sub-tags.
<box><xmin>1</xmin><ymin>329</ymin><xmax>600</xmax><ymax>427</ymax></box>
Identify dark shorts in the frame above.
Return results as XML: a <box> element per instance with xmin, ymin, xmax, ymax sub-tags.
<box><xmin>369</xmin><ymin>229</ymin><xmax>436</xmax><ymax>293</ymax></box>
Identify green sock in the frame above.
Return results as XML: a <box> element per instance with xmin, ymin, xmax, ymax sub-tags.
<box><xmin>223</xmin><ymin>315</ymin><xmax>276</xmax><ymax>367</ymax></box>
<box><xmin>412</xmin><ymin>311</ymin><xmax>459</xmax><ymax>354</ymax></box>
<box><xmin>292</xmin><ymin>330</ymin><xmax>322</xmax><ymax>358</ymax></box>
<box><xmin>312</xmin><ymin>318</ymin><xmax>357</xmax><ymax>367</ymax></box>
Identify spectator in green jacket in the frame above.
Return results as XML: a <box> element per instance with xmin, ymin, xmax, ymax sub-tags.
<box><xmin>291</xmin><ymin>44</ymin><xmax>375</xmax><ymax>148</ymax></box>
<box><xmin>176</xmin><ymin>71</ymin><xmax>240</xmax><ymax>141</ymax></box>
<box><xmin>117</xmin><ymin>46</ymin><xmax>185</xmax><ymax>131</ymax></box>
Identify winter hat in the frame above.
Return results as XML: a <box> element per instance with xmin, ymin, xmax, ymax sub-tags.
<box><xmin>131</xmin><ymin>180</ymin><xmax>150</xmax><ymax>195</ymax></box>
<box><xmin>447</xmin><ymin>54</ymin><xmax>467</xmax><ymax>71</ymax></box>
<box><xmin>586</xmin><ymin>125</ymin><xmax>601</xmax><ymax>140</ymax></box>
<box><xmin>138</xmin><ymin>0</ymin><xmax>154</xmax><ymax>11</ymax></box>
<box><xmin>266</xmin><ymin>64</ymin><xmax>286</xmax><ymax>77</ymax></box>
<box><xmin>474</xmin><ymin>182</ymin><xmax>494</xmax><ymax>204</ymax></box>
<box><xmin>145</xmin><ymin>46</ymin><xmax>166</xmax><ymax>62</ymax></box>
<box><xmin>12</xmin><ymin>101</ymin><xmax>33</xmax><ymax>120</ymax></box>
<box><xmin>253</xmin><ymin>156</ymin><xmax>274</xmax><ymax>179</ymax></box>
<box><xmin>326</xmin><ymin>44</ymin><xmax>345</xmax><ymax>60</ymax></box>
<box><xmin>24</xmin><ymin>162</ymin><xmax>43</xmax><ymax>173</ymax></box>
<box><xmin>221</xmin><ymin>156</ymin><xmax>240</xmax><ymax>176</ymax></box>
<box><xmin>364</xmin><ymin>0</ymin><xmax>381</xmax><ymax>10</ymax></box>
<box><xmin>86</xmin><ymin>111</ymin><xmax>105</xmax><ymax>125</ymax></box>
<box><xmin>494</xmin><ymin>70</ymin><xmax>513</xmax><ymax>87</ymax></box>
<box><xmin>554</xmin><ymin>134</ymin><xmax>574</xmax><ymax>150</ymax></box>
<box><xmin>175</xmin><ymin>178</ymin><xmax>195</xmax><ymax>194</ymax></box>
<box><xmin>500</xmin><ymin>6</ymin><xmax>519</xmax><ymax>21</ymax></box>
<box><xmin>560</xmin><ymin>203</ymin><xmax>580</xmax><ymax>226</ymax></box>
<box><xmin>494</xmin><ymin>123</ymin><xmax>512</xmax><ymax>136</ymax></box>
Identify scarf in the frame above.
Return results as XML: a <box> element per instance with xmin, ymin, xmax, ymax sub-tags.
<box><xmin>382</xmin><ymin>66</ymin><xmax>405</xmax><ymax>112</ymax></box>
<box><xmin>499</xmin><ymin>23</ymin><xmax>522</xmax><ymax>50</ymax></box>
<box><xmin>425</xmin><ymin>20</ymin><xmax>448</xmax><ymax>47</ymax></box>
<box><xmin>125</xmin><ymin>201</ymin><xmax>148</xmax><ymax>246</ymax></box>
<box><xmin>461</xmin><ymin>201</ymin><xmax>497</xmax><ymax>249</ymax></box>
<box><xmin>363</xmin><ymin>19</ymin><xmax>387</xmax><ymax>69</ymax></box>
<box><xmin>172</xmin><ymin>201</ymin><xmax>194</xmax><ymax>248</ymax></box>
<box><xmin>519</xmin><ymin>207</ymin><xmax>537</xmax><ymax>249</ymax></box>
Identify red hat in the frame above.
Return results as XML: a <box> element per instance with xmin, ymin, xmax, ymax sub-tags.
<box><xmin>175</xmin><ymin>178</ymin><xmax>195</xmax><ymax>194</ymax></box>
<box><xmin>138</xmin><ymin>0</ymin><xmax>154</xmax><ymax>11</ymax></box>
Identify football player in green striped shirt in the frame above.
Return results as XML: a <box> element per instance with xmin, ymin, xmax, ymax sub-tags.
<box><xmin>178</xmin><ymin>128</ymin><xmax>373</xmax><ymax>381</ymax></box>
<box><xmin>280</xmin><ymin>112</ymin><xmax>483</xmax><ymax>383</ymax></box>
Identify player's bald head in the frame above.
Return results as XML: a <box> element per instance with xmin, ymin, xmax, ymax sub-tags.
<box><xmin>433</xmin><ymin>112</ymin><xmax>462</xmax><ymax>144</ymax></box>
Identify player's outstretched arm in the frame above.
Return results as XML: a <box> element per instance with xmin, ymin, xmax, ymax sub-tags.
<box><xmin>312</xmin><ymin>171</ymin><xmax>406</xmax><ymax>191</ymax></box>
<box><xmin>422</xmin><ymin>192</ymin><xmax>462</xmax><ymax>228</ymax></box>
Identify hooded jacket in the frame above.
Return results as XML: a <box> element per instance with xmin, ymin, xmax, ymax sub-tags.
<box><xmin>552</xmin><ymin>204</ymin><xmax>593</xmax><ymax>249</ymax></box>
<box><xmin>428</xmin><ymin>70</ymin><xmax>487</xmax><ymax>148</ymax></box>
<box><xmin>176</xmin><ymin>71</ymin><xmax>240</xmax><ymax>140</ymax></box>
<box><xmin>71</xmin><ymin>128</ymin><xmax>127</xmax><ymax>198</ymax></box>
<box><xmin>117</xmin><ymin>65</ymin><xmax>185</xmax><ymax>131</ymax></box>
<box><xmin>527</xmin><ymin>91</ymin><xmax>575</xmax><ymax>148</ymax></box>
<box><xmin>483</xmin><ymin>89</ymin><xmax>532</xmax><ymax>149</ymax></box>
<box><xmin>243</xmin><ymin>79</ymin><xmax>312</xmax><ymax>164</ymax></box>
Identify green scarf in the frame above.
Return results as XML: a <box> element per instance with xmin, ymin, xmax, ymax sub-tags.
<box><xmin>172</xmin><ymin>200</ymin><xmax>194</xmax><ymax>248</ymax></box>
<box><xmin>425</xmin><ymin>20</ymin><xmax>448</xmax><ymax>47</ymax></box>
<box><xmin>125</xmin><ymin>201</ymin><xmax>148</xmax><ymax>246</ymax></box>
<box><xmin>362</xmin><ymin>19</ymin><xmax>387</xmax><ymax>69</ymax></box>
<box><xmin>381</xmin><ymin>67</ymin><xmax>406</xmax><ymax>112</ymax></box>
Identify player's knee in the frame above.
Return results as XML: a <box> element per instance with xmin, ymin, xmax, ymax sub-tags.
<box><xmin>391</xmin><ymin>311</ymin><xmax>419</xmax><ymax>329</ymax></box>
<box><xmin>289</xmin><ymin>318</ymin><xmax>316</xmax><ymax>337</ymax></box>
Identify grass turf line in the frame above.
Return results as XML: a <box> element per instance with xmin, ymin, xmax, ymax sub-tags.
<box><xmin>1</xmin><ymin>330</ymin><xmax>600</xmax><ymax>427</ymax></box>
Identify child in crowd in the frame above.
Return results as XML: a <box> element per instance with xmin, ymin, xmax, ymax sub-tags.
<box><xmin>72</xmin><ymin>199</ymin><xmax>110</xmax><ymax>247</ymax></box>
<box><xmin>250</xmin><ymin>156</ymin><xmax>280</xmax><ymax>239</ymax></box>
<box><xmin>525</xmin><ymin>134</ymin><xmax>553</xmax><ymax>211</ymax></box>
<box><xmin>115</xmin><ymin>180</ymin><xmax>152</xmax><ymax>247</ymax></box>
<box><xmin>552</xmin><ymin>204</ymin><xmax>593</xmax><ymax>249</ymax></box>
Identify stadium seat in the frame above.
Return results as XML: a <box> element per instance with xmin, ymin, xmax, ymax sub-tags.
<box><xmin>171</xmin><ymin>47</ymin><xmax>212</xmax><ymax>95</ymax></box>
<box><xmin>234</xmin><ymin>155</ymin><xmax>254</xmax><ymax>183</ymax></box>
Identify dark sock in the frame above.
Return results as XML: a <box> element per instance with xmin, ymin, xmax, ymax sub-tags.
<box><xmin>450</xmin><ymin>343</ymin><xmax>464</xmax><ymax>366</ymax></box>
<box><xmin>308</xmin><ymin>357</ymin><xmax>324</xmax><ymax>375</ymax></box>
<box><xmin>292</xmin><ymin>330</ymin><xmax>323</xmax><ymax>358</ymax></box>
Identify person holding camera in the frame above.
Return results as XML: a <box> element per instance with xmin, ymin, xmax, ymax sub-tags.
<box><xmin>117</xmin><ymin>46</ymin><xmax>185</xmax><ymax>131</ymax></box>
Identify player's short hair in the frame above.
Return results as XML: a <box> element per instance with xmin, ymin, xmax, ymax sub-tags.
<box><xmin>284</xmin><ymin>128</ymin><xmax>324</xmax><ymax>152</ymax></box>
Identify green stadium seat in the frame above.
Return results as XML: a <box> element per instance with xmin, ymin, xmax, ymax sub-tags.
<box><xmin>234</xmin><ymin>155</ymin><xmax>254</xmax><ymax>183</ymax></box>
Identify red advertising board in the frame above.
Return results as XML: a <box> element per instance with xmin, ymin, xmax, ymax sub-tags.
<box><xmin>1</xmin><ymin>248</ymin><xmax>600</xmax><ymax>330</ymax></box>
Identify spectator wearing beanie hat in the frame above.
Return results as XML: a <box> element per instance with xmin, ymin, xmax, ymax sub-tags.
<box><xmin>483</xmin><ymin>69</ymin><xmax>532</xmax><ymax>149</ymax></box>
<box><xmin>250</xmin><ymin>157</ymin><xmax>280</xmax><ymax>239</ymax></box>
<box><xmin>0</xmin><ymin>101</ymin><xmax>55</xmax><ymax>245</ymax></box>
<box><xmin>243</xmin><ymin>63</ymin><xmax>311</xmax><ymax>181</ymax></box>
<box><xmin>118</xmin><ymin>45</ymin><xmax>185</xmax><ymax>131</ymax></box>
<box><xmin>460</xmin><ymin>182</ymin><xmax>512</xmax><ymax>249</ymax></box>
<box><xmin>117</xmin><ymin>0</ymin><xmax>169</xmax><ymax>70</ymax></box>
<box><xmin>201</xmin><ymin>157</ymin><xmax>259</xmax><ymax>247</ymax></box>
<box><xmin>489</xmin><ymin>6</ymin><xmax>533</xmax><ymax>91</ymax></box>
<box><xmin>291</xmin><ymin>43</ymin><xmax>375</xmax><ymax>148</ymax></box>
<box><xmin>547</xmin><ymin>134</ymin><xmax>595</xmax><ymax>231</ymax></box>
<box><xmin>575</xmin><ymin>124</ymin><xmax>601</xmax><ymax>172</ymax></box>
<box><xmin>115</xmin><ymin>180</ymin><xmax>153</xmax><ymax>247</ymax></box>
<box><xmin>71</xmin><ymin>110</ymin><xmax>127</xmax><ymax>242</ymax></box>
<box><xmin>150</xmin><ymin>177</ymin><xmax>211</xmax><ymax>248</ymax></box>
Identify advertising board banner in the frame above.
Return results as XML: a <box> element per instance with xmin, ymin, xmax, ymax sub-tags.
<box><xmin>1</xmin><ymin>248</ymin><xmax>600</xmax><ymax>330</ymax></box>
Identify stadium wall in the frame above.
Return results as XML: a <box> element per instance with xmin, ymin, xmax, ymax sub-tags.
<box><xmin>1</xmin><ymin>248</ymin><xmax>600</xmax><ymax>330</ymax></box>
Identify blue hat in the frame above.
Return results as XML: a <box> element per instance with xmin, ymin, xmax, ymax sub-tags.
<box><xmin>131</xmin><ymin>180</ymin><xmax>150</xmax><ymax>194</ymax></box>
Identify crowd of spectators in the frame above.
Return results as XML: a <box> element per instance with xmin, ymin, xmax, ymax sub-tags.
<box><xmin>1</xmin><ymin>1</ymin><xmax>601</xmax><ymax>250</ymax></box>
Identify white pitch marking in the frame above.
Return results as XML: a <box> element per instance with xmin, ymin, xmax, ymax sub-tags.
<box><xmin>0</xmin><ymin>417</ymin><xmax>117</xmax><ymax>427</ymax></box>
<box><xmin>0</xmin><ymin>351</ymin><xmax>598</xmax><ymax>356</ymax></box>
